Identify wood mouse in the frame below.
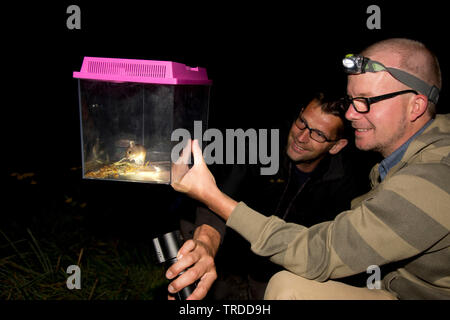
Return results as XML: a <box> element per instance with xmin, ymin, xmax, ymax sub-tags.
<box><xmin>125</xmin><ymin>141</ymin><xmax>147</xmax><ymax>165</ymax></box>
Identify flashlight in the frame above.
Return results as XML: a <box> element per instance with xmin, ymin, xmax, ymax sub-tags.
<box><xmin>152</xmin><ymin>230</ymin><xmax>197</xmax><ymax>300</ymax></box>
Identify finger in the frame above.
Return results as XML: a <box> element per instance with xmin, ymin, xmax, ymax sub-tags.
<box><xmin>168</xmin><ymin>266</ymin><xmax>202</xmax><ymax>295</ymax></box>
<box><xmin>177</xmin><ymin>239</ymin><xmax>196</xmax><ymax>259</ymax></box>
<box><xmin>186</xmin><ymin>271</ymin><xmax>218</xmax><ymax>300</ymax></box>
<box><xmin>166</xmin><ymin>251</ymin><xmax>198</xmax><ymax>280</ymax></box>
<box><xmin>171</xmin><ymin>139</ymin><xmax>192</xmax><ymax>188</ymax></box>
<box><xmin>180</xmin><ymin>139</ymin><xmax>192</xmax><ymax>164</ymax></box>
<box><xmin>165</xmin><ymin>240</ymin><xmax>196</xmax><ymax>278</ymax></box>
<box><xmin>191</xmin><ymin>139</ymin><xmax>205</xmax><ymax>166</ymax></box>
<box><xmin>186</xmin><ymin>285</ymin><xmax>208</xmax><ymax>300</ymax></box>
<box><xmin>175</xmin><ymin>138</ymin><xmax>192</xmax><ymax>165</ymax></box>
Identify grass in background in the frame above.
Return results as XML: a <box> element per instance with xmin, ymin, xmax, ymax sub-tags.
<box><xmin>0</xmin><ymin>228</ymin><xmax>168</xmax><ymax>300</ymax></box>
<box><xmin>2</xmin><ymin>168</ymin><xmax>169</xmax><ymax>300</ymax></box>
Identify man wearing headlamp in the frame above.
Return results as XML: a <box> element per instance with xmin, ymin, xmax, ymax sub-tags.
<box><xmin>171</xmin><ymin>38</ymin><xmax>450</xmax><ymax>299</ymax></box>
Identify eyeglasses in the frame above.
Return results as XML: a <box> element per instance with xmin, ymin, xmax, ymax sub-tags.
<box><xmin>345</xmin><ymin>89</ymin><xmax>418</xmax><ymax>113</ymax></box>
<box><xmin>294</xmin><ymin>112</ymin><xmax>339</xmax><ymax>143</ymax></box>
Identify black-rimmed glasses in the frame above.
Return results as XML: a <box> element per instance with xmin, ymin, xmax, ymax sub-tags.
<box><xmin>294</xmin><ymin>112</ymin><xmax>339</xmax><ymax>143</ymax></box>
<box><xmin>346</xmin><ymin>89</ymin><xmax>418</xmax><ymax>113</ymax></box>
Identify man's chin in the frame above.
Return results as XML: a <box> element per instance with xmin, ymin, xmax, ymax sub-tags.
<box><xmin>287</xmin><ymin>151</ymin><xmax>315</xmax><ymax>164</ymax></box>
<box><xmin>355</xmin><ymin>139</ymin><xmax>373</xmax><ymax>152</ymax></box>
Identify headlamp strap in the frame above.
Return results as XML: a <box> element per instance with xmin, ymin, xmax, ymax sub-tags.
<box><xmin>364</xmin><ymin>60</ymin><xmax>386</xmax><ymax>73</ymax></box>
<box><xmin>386</xmin><ymin>67</ymin><xmax>440</xmax><ymax>104</ymax></box>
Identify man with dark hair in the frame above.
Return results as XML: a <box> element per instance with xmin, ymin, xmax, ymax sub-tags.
<box><xmin>166</xmin><ymin>93</ymin><xmax>375</xmax><ymax>299</ymax></box>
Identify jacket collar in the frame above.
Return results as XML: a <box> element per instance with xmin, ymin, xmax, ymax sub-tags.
<box><xmin>370</xmin><ymin>114</ymin><xmax>450</xmax><ymax>187</ymax></box>
<box><xmin>378</xmin><ymin>119</ymin><xmax>433</xmax><ymax>181</ymax></box>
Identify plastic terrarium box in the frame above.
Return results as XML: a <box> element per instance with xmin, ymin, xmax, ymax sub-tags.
<box><xmin>73</xmin><ymin>57</ymin><xmax>211</xmax><ymax>184</ymax></box>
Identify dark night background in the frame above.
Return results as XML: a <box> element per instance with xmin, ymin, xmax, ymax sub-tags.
<box><xmin>1</xmin><ymin>0</ymin><xmax>449</xmax><ymax>308</ymax></box>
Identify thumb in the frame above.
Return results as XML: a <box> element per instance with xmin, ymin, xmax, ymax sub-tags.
<box><xmin>176</xmin><ymin>138</ymin><xmax>192</xmax><ymax>165</ymax></box>
<box><xmin>192</xmin><ymin>139</ymin><xmax>205</xmax><ymax>166</ymax></box>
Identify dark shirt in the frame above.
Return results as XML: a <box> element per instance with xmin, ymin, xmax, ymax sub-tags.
<box><xmin>276</xmin><ymin>166</ymin><xmax>312</xmax><ymax>220</ymax></box>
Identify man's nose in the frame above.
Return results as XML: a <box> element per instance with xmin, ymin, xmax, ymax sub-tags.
<box><xmin>296</xmin><ymin>129</ymin><xmax>310</xmax><ymax>143</ymax></box>
<box><xmin>345</xmin><ymin>104</ymin><xmax>362</xmax><ymax>121</ymax></box>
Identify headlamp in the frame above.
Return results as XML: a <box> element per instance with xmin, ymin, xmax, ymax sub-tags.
<box><xmin>342</xmin><ymin>54</ymin><xmax>440</xmax><ymax>104</ymax></box>
<box><xmin>342</xmin><ymin>54</ymin><xmax>369</xmax><ymax>74</ymax></box>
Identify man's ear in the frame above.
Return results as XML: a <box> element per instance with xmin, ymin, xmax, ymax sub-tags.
<box><xmin>409</xmin><ymin>94</ymin><xmax>428</xmax><ymax>122</ymax></box>
<box><xmin>329</xmin><ymin>138</ymin><xmax>348</xmax><ymax>155</ymax></box>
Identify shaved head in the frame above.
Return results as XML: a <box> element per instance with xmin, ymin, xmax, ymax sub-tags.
<box><xmin>362</xmin><ymin>38</ymin><xmax>442</xmax><ymax>115</ymax></box>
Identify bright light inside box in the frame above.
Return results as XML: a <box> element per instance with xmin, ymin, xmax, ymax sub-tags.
<box><xmin>121</xmin><ymin>164</ymin><xmax>170</xmax><ymax>183</ymax></box>
<box><xmin>84</xmin><ymin>160</ymin><xmax>170</xmax><ymax>184</ymax></box>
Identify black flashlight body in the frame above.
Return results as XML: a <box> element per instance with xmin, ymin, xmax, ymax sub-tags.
<box><xmin>152</xmin><ymin>230</ymin><xmax>196</xmax><ymax>300</ymax></box>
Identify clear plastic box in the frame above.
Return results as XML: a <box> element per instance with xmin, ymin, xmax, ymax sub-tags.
<box><xmin>74</xmin><ymin>57</ymin><xmax>211</xmax><ymax>184</ymax></box>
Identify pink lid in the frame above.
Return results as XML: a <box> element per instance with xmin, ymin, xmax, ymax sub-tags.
<box><xmin>73</xmin><ymin>57</ymin><xmax>212</xmax><ymax>85</ymax></box>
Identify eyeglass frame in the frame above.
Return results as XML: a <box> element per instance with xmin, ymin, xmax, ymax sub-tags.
<box><xmin>345</xmin><ymin>89</ymin><xmax>419</xmax><ymax>114</ymax></box>
<box><xmin>294</xmin><ymin>109</ymin><xmax>340</xmax><ymax>143</ymax></box>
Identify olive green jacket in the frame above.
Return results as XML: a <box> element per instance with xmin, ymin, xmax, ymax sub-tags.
<box><xmin>227</xmin><ymin>114</ymin><xmax>450</xmax><ymax>299</ymax></box>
